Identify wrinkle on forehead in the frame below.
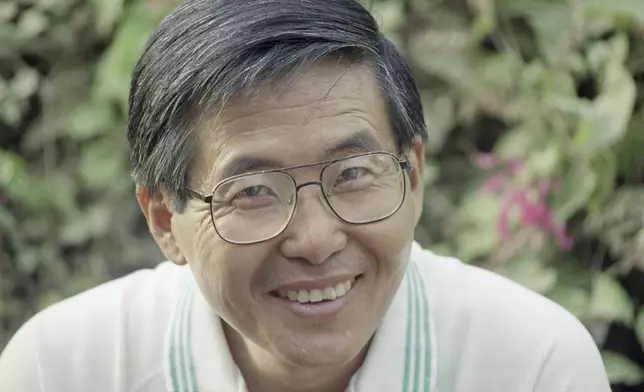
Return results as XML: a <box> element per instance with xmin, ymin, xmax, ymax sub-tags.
<box><xmin>219</xmin><ymin>62</ymin><xmax>376</xmax><ymax>127</ymax></box>
<box><xmin>189</xmin><ymin>60</ymin><xmax>389</xmax><ymax>190</ymax></box>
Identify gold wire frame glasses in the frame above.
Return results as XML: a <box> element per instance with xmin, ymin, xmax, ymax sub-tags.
<box><xmin>187</xmin><ymin>151</ymin><xmax>412</xmax><ymax>245</ymax></box>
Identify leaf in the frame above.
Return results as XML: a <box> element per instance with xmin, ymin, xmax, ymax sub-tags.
<box><xmin>422</xmin><ymin>95</ymin><xmax>456</xmax><ymax>153</ymax></box>
<box><xmin>587</xmin><ymin>152</ymin><xmax>617</xmax><ymax>213</ymax></box>
<box><xmin>588</xmin><ymin>273</ymin><xmax>633</xmax><ymax>325</ymax></box>
<box><xmin>458</xmin><ymin>194</ymin><xmax>501</xmax><ymax>224</ymax></box>
<box><xmin>479</xmin><ymin>53</ymin><xmax>522</xmax><ymax>91</ymax></box>
<box><xmin>575</xmin><ymin>65</ymin><xmax>636</xmax><ymax>154</ymax></box>
<box><xmin>0</xmin><ymin>99</ymin><xmax>22</xmax><ymax>126</ymax></box>
<box><xmin>548</xmin><ymin>254</ymin><xmax>595</xmax><ymax>320</ymax></box>
<box><xmin>0</xmin><ymin>3</ymin><xmax>18</xmax><ymax>23</ymax></box>
<box><xmin>575</xmin><ymin>38</ymin><xmax>637</xmax><ymax>155</ymax></box>
<box><xmin>586</xmin><ymin>35</ymin><xmax>629</xmax><ymax>77</ymax></box>
<box><xmin>0</xmin><ymin>150</ymin><xmax>27</xmax><ymax>189</ymax></box>
<box><xmin>552</xmin><ymin>161</ymin><xmax>597</xmax><ymax>221</ymax></box>
<box><xmin>66</xmin><ymin>102</ymin><xmax>115</xmax><ymax>141</ymax></box>
<box><xmin>495</xmin><ymin>126</ymin><xmax>542</xmax><ymax>160</ymax></box>
<box><xmin>499</xmin><ymin>0</ymin><xmax>574</xmax><ymax>65</ymax></box>
<box><xmin>584</xmin><ymin>0</ymin><xmax>644</xmax><ymax>27</ymax></box>
<box><xmin>16</xmin><ymin>9</ymin><xmax>49</xmax><ymax>39</ymax></box>
<box><xmin>0</xmin><ymin>151</ymin><xmax>49</xmax><ymax>210</ymax></box>
<box><xmin>635</xmin><ymin>311</ymin><xmax>644</xmax><ymax>347</ymax></box>
<box><xmin>453</xmin><ymin>195</ymin><xmax>500</xmax><ymax>262</ymax></box>
<box><xmin>412</xmin><ymin>49</ymin><xmax>476</xmax><ymax>88</ymax></box>
<box><xmin>17</xmin><ymin>248</ymin><xmax>42</xmax><ymax>275</ymax></box>
<box><xmin>503</xmin><ymin>257</ymin><xmax>558</xmax><ymax>294</ymax></box>
<box><xmin>613</xmin><ymin>106</ymin><xmax>644</xmax><ymax>179</ymax></box>
<box><xmin>598</xmin><ymin>34</ymin><xmax>630</xmax><ymax>71</ymax></box>
<box><xmin>470</xmin><ymin>11</ymin><xmax>496</xmax><ymax>42</ymax></box>
<box><xmin>369</xmin><ymin>0</ymin><xmax>405</xmax><ymax>34</ymax></box>
<box><xmin>35</xmin><ymin>0</ymin><xmax>75</xmax><ymax>14</ymax></box>
<box><xmin>548</xmin><ymin>285</ymin><xmax>590</xmax><ymax>319</ymax></box>
<box><xmin>9</xmin><ymin>68</ymin><xmax>39</xmax><ymax>100</ymax></box>
<box><xmin>93</xmin><ymin>1</ymin><xmax>171</xmax><ymax>109</ymax></box>
<box><xmin>91</xmin><ymin>0</ymin><xmax>125</xmax><ymax>37</ymax></box>
<box><xmin>455</xmin><ymin>230</ymin><xmax>498</xmax><ymax>263</ymax></box>
<box><xmin>59</xmin><ymin>204</ymin><xmax>113</xmax><ymax>246</ymax></box>
<box><xmin>78</xmin><ymin>139</ymin><xmax>127</xmax><ymax>190</ymax></box>
<box><xmin>603</xmin><ymin>351</ymin><xmax>644</xmax><ymax>385</ymax></box>
<box><xmin>530</xmin><ymin>143</ymin><xmax>560</xmax><ymax>178</ymax></box>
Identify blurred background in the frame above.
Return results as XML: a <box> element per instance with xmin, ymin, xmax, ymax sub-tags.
<box><xmin>0</xmin><ymin>0</ymin><xmax>642</xmax><ymax>389</ymax></box>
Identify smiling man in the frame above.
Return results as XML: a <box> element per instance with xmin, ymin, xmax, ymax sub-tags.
<box><xmin>0</xmin><ymin>1</ymin><xmax>611</xmax><ymax>391</ymax></box>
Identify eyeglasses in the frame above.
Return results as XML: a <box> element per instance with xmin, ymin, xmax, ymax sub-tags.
<box><xmin>187</xmin><ymin>151</ymin><xmax>412</xmax><ymax>245</ymax></box>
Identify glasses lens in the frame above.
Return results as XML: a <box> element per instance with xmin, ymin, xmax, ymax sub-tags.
<box><xmin>211</xmin><ymin>172</ymin><xmax>296</xmax><ymax>244</ymax></box>
<box><xmin>322</xmin><ymin>153</ymin><xmax>405</xmax><ymax>223</ymax></box>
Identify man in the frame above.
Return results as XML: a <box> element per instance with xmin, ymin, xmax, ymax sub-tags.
<box><xmin>0</xmin><ymin>0</ymin><xmax>611</xmax><ymax>391</ymax></box>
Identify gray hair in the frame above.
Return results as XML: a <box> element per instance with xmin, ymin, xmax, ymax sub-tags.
<box><xmin>127</xmin><ymin>0</ymin><xmax>428</xmax><ymax>212</ymax></box>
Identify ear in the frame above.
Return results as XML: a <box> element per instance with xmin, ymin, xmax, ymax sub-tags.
<box><xmin>407</xmin><ymin>138</ymin><xmax>425</xmax><ymax>226</ymax></box>
<box><xmin>136</xmin><ymin>186</ymin><xmax>187</xmax><ymax>266</ymax></box>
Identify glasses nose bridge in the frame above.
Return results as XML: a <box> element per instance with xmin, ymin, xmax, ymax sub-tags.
<box><xmin>292</xmin><ymin>180</ymin><xmax>331</xmax><ymax>211</ymax></box>
<box><xmin>294</xmin><ymin>180</ymin><xmax>324</xmax><ymax>193</ymax></box>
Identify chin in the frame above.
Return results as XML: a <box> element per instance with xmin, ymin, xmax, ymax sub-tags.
<box><xmin>269</xmin><ymin>329</ymin><xmax>370</xmax><ymax>369</ymax></box>
<box><xmin>282</xmin><ymin>346</ymin><xmax>363</xmax><ymax>369</ymax></box>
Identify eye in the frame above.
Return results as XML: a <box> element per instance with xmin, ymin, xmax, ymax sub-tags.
<box><xmin>235</xmin><ymin>185</ymin><xmax>272</xmax><ymax>198</ymax></box>
<box><xmin>337</xmin><ymin>167</ymin><xmax>368</xmax><ymax>183</ymax></box>
<box><xmin>227</xmin><ymin>184</ymin><xmax>280</xmax><ymax>210</ymax></box>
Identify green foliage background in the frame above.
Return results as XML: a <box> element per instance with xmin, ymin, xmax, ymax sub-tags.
<box><xmin>1</xmin><ymin>0</ymin><xmax>643</xmax><ymax>389</ymax></box>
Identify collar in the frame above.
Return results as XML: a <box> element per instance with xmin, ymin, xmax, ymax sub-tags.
<box><xmin>163</xmin><ymin>242</ymin><xmax>436</xmax><ymax>391</ymax></box>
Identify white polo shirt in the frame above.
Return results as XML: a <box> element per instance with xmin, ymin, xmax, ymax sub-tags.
<box><xmin>0</xmin><ymin>242</ymin><xmax>611</xmax><ymax>391</ymax></box>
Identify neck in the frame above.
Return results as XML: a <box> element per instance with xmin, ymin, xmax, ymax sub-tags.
<box><xmin>223</xmin><ymin>323</ymin><xmax>367</xmax><ymax>392</ymax></box>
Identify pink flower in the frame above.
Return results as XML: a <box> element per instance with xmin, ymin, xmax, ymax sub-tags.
<box><xmin>552</xmin><ymin>222</ymin><xmax>574</xmax><ymax>251</ymax></box>
<box><xmin>520</xmin><ymin>201</ymin><xmax>549</xmax><ymax>228</ymax></box>
<box><xmin>497</xmin><ymin>189</ymin><xmax>528</xmax><ymax>243</ymax></box>
<box><xmin>538</xmin><ymin>181</ymin><xmax>551</xmax><ymax>198</ymax></box>
<box><xmin>481</xmin><ymin>174</ymin><xmax>508</xmax><ymax>194</ymax></box>
<box><xmin>475</xmin><ymin>153</ymin><xmax>574</xmax><ymax>252</ymax></box>
<box><xmin>472</xmin><ymin>153</ymin><xmax>500</xmax><ymax>169</ymax></box>
<box><xmin>496</xmin><ymin>186</ymin><xmax>574</xmax><ymax>252</ymax></box>
<box><xmin>508</xmin><ymin>161</ymin><xmax>524</xmax><ymax>174</ymax></box>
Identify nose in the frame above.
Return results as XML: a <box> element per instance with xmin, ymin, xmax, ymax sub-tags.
<box><xmin>279</xmin><ymin>183</ymin><xmax>347</xmax><ymax>264</ymax></box>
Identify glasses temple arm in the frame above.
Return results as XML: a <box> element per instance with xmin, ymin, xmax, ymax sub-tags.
<box><xmin>186</xmin><ymin>188</ymin><xmax>213</xmax><ymax>203</ymax></box>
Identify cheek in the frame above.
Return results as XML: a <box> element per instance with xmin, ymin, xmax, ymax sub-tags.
<box><xmin>189</xmin><ymin>233</ymin><xmax>274</xmax><ymax>328</ymax></box>
<box><xmin>363</xmin><ymin>199</ymin><xmax>415</xmax><ymax>258</ymax></box>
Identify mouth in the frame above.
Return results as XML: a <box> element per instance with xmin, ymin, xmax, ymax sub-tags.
<box><xmin>270</xmin><ymin>274</ymin><xmax>363</xmax><ymax>304</ymax></box>
<box><xmin>268</xmin><ymin>275</ymin><xmax>363</xmax><ymax>319</ymax></box>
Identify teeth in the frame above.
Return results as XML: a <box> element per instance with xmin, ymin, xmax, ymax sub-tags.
<box><xmin>309</xmin><ymin>289</ymin><xmax>323</xmax><ymax>303</ymax></box>
<box><xmin>334</xmin><ymin>282</ymin><xmax>347</xmax><ymax>297</ymax></box>
<box><xmin>277</xmin><ymin>278</ymin><xmax>355</xmax><ymax>303</ymax></box>
<box><xmin>323</xmin><ymin>287</ymin><xmax>336</xmax><ymax>300</ymax></box>
<box><xmin>297</xmin><ymin>290</ymin><xmax>309</xmax><ymax>303</ymax></box>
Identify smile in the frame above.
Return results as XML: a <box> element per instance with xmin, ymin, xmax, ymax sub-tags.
<box><xmin>276</xmin><ymin>277</ymin><xmax>356</xmax><ymax>303</ymax></box>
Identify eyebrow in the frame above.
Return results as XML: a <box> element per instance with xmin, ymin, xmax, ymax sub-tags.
<box><xmin>322</xmin><ymin>130</ymin><xmax>384</xmax><ymax>158</ymax></box>
<box><xmin>216</xmin><ymin>130</ymin><xmax>385</xmax><ymax>180</ymax></box>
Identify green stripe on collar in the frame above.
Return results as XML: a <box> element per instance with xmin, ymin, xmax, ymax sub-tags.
<box><xmin>186</xmin><ymin>287</ymin><xmax>198</xmax><ymax>389</ymax></box>
<box><xmin>411</xmin><ymin>261</ymin><xmax>432</xmax><ymax>391</ymax></box>
<box><xmin>412</xmin><ymin>263</ymin><xmax>423</xmax><ymax>392</ymax></box>
<box><xmin>169</xmin><ymin>279</ymin><xmax>198</xmax><ymax>391</ymax></box>
<box><xmin>402</xmin><ymin>260</ymin><xmax>433</xmax><ymax>392</ymax></box>
<box><xmin>169</xmin><ymin>285</ymin><xmax>187</xmax><ymax>391</ymax></box>
<box><xmin>402</xmin><ymin>266</ymin><xmax>416</xmax><ymax>392</ymax></box>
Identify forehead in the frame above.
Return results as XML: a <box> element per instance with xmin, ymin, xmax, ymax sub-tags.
<box><xmin>192</xmin><ymin>60</ymin><xmax>395</xmax><ymax>187</ymax></box>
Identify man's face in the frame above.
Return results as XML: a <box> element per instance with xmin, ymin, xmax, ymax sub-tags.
<box><xmin>165</xmin><ymin>61</ymin><xmax>424</xmax><ymax>367</ymax></box>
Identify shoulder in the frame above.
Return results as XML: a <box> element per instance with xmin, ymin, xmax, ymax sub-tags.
<box><xmin>0</xmin><ymin>262</ymin><xmax>187</xmax><ymax>392</ymax></box>
<box><xmin>410</xmin><ymin>243</ymin><xmax>610</xmax><ymax>391</ymax></box>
